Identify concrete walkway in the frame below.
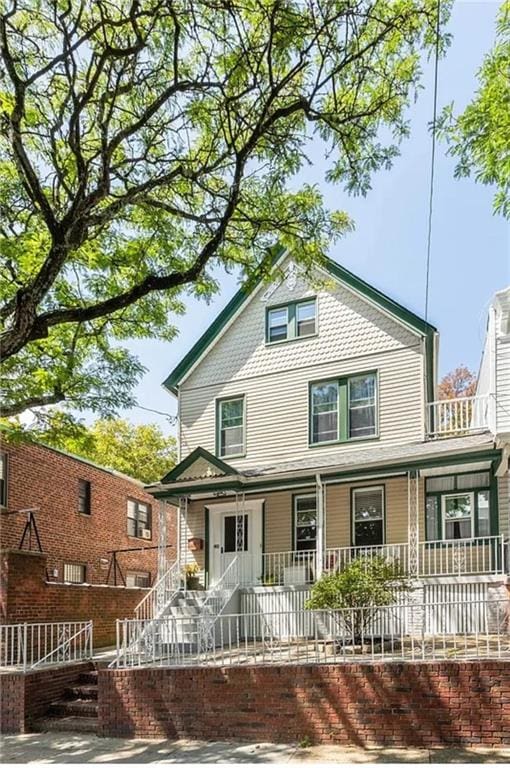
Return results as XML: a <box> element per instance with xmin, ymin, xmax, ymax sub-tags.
<box><xmin>2</xmin><ymin>733</ymin><xmax>510</xmax><ymax>764</ymax></box>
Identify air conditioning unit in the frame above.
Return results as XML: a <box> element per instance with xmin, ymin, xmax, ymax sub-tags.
<box><xmin>141</xmin><ymin>528</ymin><xmax>151</xmax><ymax>540</ymax></box>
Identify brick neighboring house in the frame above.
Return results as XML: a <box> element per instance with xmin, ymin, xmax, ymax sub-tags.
<box><xmin>0</xmin><ymin>438</ymin><xmax>176</xmax><ymax>588</ymax></box>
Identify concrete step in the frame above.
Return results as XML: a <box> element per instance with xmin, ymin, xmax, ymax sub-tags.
<box><xmin>66</xmin><ymin>684</ymin><xmax>98</xmax><ymax>700</ymax></box>
<box><xmin>170</xmin><ymin>605</ymin><xmax>202</xmax><ymax>616</ymax></box>
<box><xmin>32</xmin><ymin>715</ymin><xmax>97</xmax><ymax>734</ymax></box>
<box><xmin>48</xmin><ymin>699</ymin><xmax>98</xmax><ymax>718</ymax></box>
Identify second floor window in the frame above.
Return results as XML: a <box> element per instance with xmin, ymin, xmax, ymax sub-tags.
<box><xmin>266</xmin><ymin>298</ymin><xmax>316</xmax><ymax>343</ymax></box>
<box><xmin>217</xmin><ymin>396</ymin><xmax>245</xmax><ymax>458</ymax></box>
<box><xmin>127</xmin><ymin>500</ymin><xmax>152</xmax><ymax>539</ymax></box>
<box><xmin>78</xmin><ymin>479</ymin><xmax>91</xmax><ymax>515</ymax></box>
<box><xmin>310</xmin><ymin>372</ymin><xmax>377</xmax><ymax>445</ymax></box>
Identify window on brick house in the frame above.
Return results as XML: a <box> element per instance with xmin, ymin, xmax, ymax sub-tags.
<box><xmin>126</xmin><ymin>571</ymin><xmax>151</xmax><ymax>588</ymax></box>
<box><xmin>127</xmin><ymin>499</ymin><xmax>152</xmax><ymax>538</ymax></box>
<box><xmin>78</xmin><ymin>479</ymin><xmax>91</xmax><ymax>515</ymax></box>
<box><xmin>64</xmin><ymin>563</ymin><xmax>86</xmax><ymax>583</ymax></box>
<box><xmin>0</xmin><ymin>453</ymin><xmax>7</xmax><ymax>507</ymax></box>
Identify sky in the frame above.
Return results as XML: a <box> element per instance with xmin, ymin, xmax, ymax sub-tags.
<box><xmin>117</xmin><ymin>0</ymin><xmax>510</xmax><ymax>436</ymax></box>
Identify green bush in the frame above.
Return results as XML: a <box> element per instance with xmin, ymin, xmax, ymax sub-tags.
<box><xmin>306</xmin><ymin>555</ymin><xmax>410</xmax><ymax>640</ymax></box>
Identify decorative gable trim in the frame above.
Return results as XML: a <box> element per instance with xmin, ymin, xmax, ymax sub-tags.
<box><xmin>160</xmin><ymin>446</ymin><xmax>237</xmax><ymax>484</ymax></box>
<box><xmin>163</xmin><ymin>244</ymin><xmax>438</xmax><ymax>397</ymax></box>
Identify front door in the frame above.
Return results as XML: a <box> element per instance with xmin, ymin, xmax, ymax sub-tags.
<box><xmin>209</xmin><ymin>502</ymin><xmax>263</xmax><ymax>586</ymax></box>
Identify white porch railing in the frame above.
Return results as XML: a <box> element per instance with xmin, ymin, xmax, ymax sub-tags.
<box><xmin>113</xmin><ymin>597</ymin><xmax>510</xmax><ymax>668</ymax></box>
<box><xmin>261</xmin><ymin>550</ymin><xmax>316</xmax><ymax>586</ymax></box>
<box><xmin>0</xmin><ymin>621</ymin><xmax>93</xmax><ymax>671</ymax></box>
<box><xmin>134</xmin><ymin>560</ymin><xmax>181</xmax><ymax>621</ymax></box>
<box><xmin>325</xmin><ymin>544</ymin><xmax>409</xmax><ymax>576</ymax></box>
<box><xmin>427</xmin><ymin>395</ymin><xmax>490</xmax><ymax>438</ymax></box>
<box><xmin>418</xmin><ymin>535</ymin><xmax>506</xmax><ymax>577</ymax></box>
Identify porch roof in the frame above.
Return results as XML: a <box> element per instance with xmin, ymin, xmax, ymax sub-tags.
<box><xmin>146</xmin><ymin>432</ymin><xmax>500</xmax><ymax>499</ymax></box>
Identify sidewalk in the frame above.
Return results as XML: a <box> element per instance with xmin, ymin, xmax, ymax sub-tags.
<box><xmin>2</xmin><ymin>733</ymin><xmax>510</xmax><ymax>763</ymax></box>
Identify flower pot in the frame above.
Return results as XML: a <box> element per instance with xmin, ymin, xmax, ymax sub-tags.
<box><xmin>186</xmin><ymin>576</ymin><xmax>201</xmax><ymax>590</ymax></box>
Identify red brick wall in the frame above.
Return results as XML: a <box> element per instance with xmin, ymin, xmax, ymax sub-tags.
<box><xmin>0</xmin><ymin>439</ymin><xmax>176</xmax><ymax>585</ymax></box>
<box><xmin>1</xmin><ymin>550</ymin><xmax>146</xmax><ymax>646</ymax></box>
<box><xmin>0</xmin><ymin>662</ymin><xmax>92</xmax><ymax>734</ymax></box>
<box><xmin>98</xmin><ymin>662</ymin><xmax>510</xmax><ymax>747</ymax></box>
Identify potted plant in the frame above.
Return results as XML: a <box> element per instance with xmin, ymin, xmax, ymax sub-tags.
<box><xmin>183</xmin><ymin>562</ymin><xmax>202</xmax><ymax>590</ymax></box>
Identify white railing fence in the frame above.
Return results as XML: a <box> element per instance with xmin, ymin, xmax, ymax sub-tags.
<box><xmin>113</xmin><ymin>597</ymin><xmax>510</xmax><ymax>669</ymax></box>
<box><xmin>419</xmin><ymin>535</ymin><xmax>505</xmax><ymax>577</ymax></box>
<box><xmin>325</xmin><ymin>544</ymin><xmax>409</xmax><ymax>576</ymax></box>
<box><xmin>427</xmin><ymin>395</ymin><xmax>489</xmax><ymax>438</ymax></box>
<box><xmin>0</xmin><ymin>621</ymin><xmax>93</xmax><ymax>671</ymax></box>
<box><xmin>261</xmin><ymin>550</ymin><xmax>316</xmax><ymax>586</ymax></box>
<box><xmin>134</xmin><ymin>559</ymin><xmax>181</xmax><ymax>621</ymax></box>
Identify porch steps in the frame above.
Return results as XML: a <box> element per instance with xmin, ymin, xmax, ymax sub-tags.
<box><xmin>31</xmin><ymin>667</ymin><xmax>98</xmax><ymax>735</ymax></box>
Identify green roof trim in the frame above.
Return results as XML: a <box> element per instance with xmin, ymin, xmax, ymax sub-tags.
<box><xmin>159</xmin><ymin>445</ymin><xmax>238</xmax><ymax>484</ymax></box>
<box><xmin>163</xmin><ymin>244</ymin><xmax>438</xmax><ymax>395</ymax></box>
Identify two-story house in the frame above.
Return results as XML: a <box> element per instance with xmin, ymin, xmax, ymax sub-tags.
<box><xmin>147</xmin><ymin>249</ymin><xmax>509</xmax><ymax>614</ymax></box>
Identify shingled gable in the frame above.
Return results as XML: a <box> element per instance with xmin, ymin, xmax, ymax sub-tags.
<box><xmin>160</xmin><ymin>446</ymin><xmax>237</xmax><ymax>484</ymax></box>
<box><xmin>163</xmin><ymin>244</ymin><xmax>438</xmax><ymax>399</ymax></box>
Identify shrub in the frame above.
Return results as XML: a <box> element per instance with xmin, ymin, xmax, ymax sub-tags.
<box><xmin>306</xmin><ymin>555</ymin><xmax>410</xmax><ymax>640</ymax></box>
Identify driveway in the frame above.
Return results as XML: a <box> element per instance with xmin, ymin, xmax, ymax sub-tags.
<box><xmin>2</xmin><ymin>733</ymin><xmax>510</xmax><ymax>763</ymax></box>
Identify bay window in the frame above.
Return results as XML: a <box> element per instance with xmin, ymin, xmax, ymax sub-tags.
<box><xmin>425</xmin><ymin>472</ymin><xmax>493</xmax><ymax>541</ymax></box>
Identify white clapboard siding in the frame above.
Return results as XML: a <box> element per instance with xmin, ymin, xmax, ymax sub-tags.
<box><xmin>496</xmin><ymin>338</ymin><xmax>510</xmax><ymax>433</ymax></box>
<box><xmin>179</xmin><ymin>260</ymin><xmax>426</xmax><ymax>467</ymax></box>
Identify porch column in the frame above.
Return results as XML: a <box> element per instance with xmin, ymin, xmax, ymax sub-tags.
<box><xmin>316</xmin><ymin>474</ymin><xmax>324</xmax><ymax>578</ymax></box>
<box><xmin>157</xmin><ymin>499</ymin><xmax>168</xmax><ymax>580</ymax></box>
<box><xmin>407</xmin><ymin>470</ymin><xmax>420</xmax><ymax>578</ymax></box>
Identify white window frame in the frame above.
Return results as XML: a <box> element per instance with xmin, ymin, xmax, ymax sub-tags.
<box><xmin>310</xmin><ymin>380</ymin><xmax>340</xmax><ymax>445</ymax></box>
<box><xmin>352</xmin><ymin>486</ymin><xmax>385</xmax><ymax>546</ymax></box>
<box><xmin>296</xmin><ymin>299</ymin><xmax>317</xmax><ymax>338</ymax></box>
<box><xmin>267</xmin><ymin>305</ymin><xmax>289</xmax><ymax>343</ymax></box>
<box><xmin>63</xmin><ymin>562</ymin><xmax>86</xmax><ymax>584</ymax></box>
<box><xmin>127</xmin><ymin>499</ymin><xmax>152</xmax><ymax>539</ymax></box>
<box><xmin>348</xmin><ymin>373</ymin><xmax>378</xmax><ymax>440</ymax></box>
<box><xmin>294</xmin><ymin>493</ymin><xmax>318</xmax><ymax>552</ymax></box>
<box><xmin>217</xmin><ymin>395</ymin><xmax>246</xmax><ymax>458</ymax></box>
<box><xmin>441</xmin><ymin>492</ymin><xmax>475</xmax><ymax>541</ymax></box>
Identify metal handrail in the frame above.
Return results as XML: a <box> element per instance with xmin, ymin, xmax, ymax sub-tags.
<box><xmin>134</xmin><ymin>560</ymin><xmax>181</xmax><ymax>621</ymax></box>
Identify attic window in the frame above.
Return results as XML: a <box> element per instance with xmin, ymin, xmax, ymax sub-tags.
<box><xmin>266</xmin><ymin>298</ymin><xmax>316</xmax><ymax>344</ymax></box>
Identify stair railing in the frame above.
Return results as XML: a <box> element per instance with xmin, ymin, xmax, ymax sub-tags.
<box><xmin>197</xmin><ymin>555</ymin><xmax>240</xmax><ymax>654</ymax></box>
<box><xmin>31</xmin><ymin>620</ymin><xmax>93</xmax><ymax>669</ymax></box>
<box><xmin>134</xmin><ymin>560</ymin><xmax>181</xmax><ymax>622</ymax></box>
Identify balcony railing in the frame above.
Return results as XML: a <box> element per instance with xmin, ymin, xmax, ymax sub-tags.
<box><xmin>261</xmin><ymin>550</ymin><xmax>316</xmax><ymax>586</ymax></box>
<box><xmin>427</xmin><ymin>395</ymin><xmax>490</xmax><ymax>438</ymax></box>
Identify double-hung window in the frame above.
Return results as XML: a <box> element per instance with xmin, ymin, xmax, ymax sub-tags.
<box><xmin>266</xmin><ymin>298</ymin><xmax>316</xmax><ymax>343</ymax></box>
<box><xmin>425</xmin><ymin>472</ymin><xmax>491</xmax><ymax>541</ymax></box>
<box><xmin>310</xmin><ymin>372</ymin><xmax>377</xmax><ymax>445</ymax></box>
<box><xmin>78</xmin><ymin>479</ymin><xmax>91</xmax><ymax>515</ymax></box>
<box><xmin>294</xmin><ymin>495</ymin><xmax>317</xmax><ymax>551</ymax></box>
<box><xmin>352</xmin><ymin>486</ymin><xmax>385</xmax><ymax>546</ymax></box>
<box><xmin>217</xmin><ymin>396</ymin><xmax>245</xmax><ymax>458</ymax></box>
<box><xmin>127</xmin><ymin>499</ymin><xmax>152</xmax><ymax>539</ymax></box>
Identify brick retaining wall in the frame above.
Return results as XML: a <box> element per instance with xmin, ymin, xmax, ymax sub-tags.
<box><xmin>0</xmin><ymin>662</ymin><xmax>92</xmax><ymax>734</ymax></box>
<box><xmin>98</xmin><ymin>661</ymin><xmax>510</xmax><ymax>747</ymax></box>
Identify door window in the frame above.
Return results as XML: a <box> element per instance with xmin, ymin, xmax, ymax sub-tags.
<box><xmin>223</xmin><ymin>514</ymin><xmax>248</xmax><ymax>552</ymax></box>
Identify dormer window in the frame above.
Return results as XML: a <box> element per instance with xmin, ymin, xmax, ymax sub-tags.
<box><xmin>266</xmin><ymin>298</ymin><xmax>316</xmax><ymax>344</ymax></box>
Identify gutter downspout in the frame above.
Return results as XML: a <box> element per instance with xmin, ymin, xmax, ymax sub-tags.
<box><xmin>316</xmin><ymin>473</ymin><xmax>324</xmax><ymax>578</ymax></box>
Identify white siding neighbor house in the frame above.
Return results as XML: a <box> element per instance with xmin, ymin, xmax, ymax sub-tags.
<box><xmin>127</xmin><ymin>249</ymin><xmax>509</xmax><ymax>662</ymax></box>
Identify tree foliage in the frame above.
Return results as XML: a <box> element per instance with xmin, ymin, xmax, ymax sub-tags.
<box><xmin>38</xmin><ymin>415</ymin><xmax>177</xmax><ymax>483</ymax></box>
<box><xmin>438</xmin><ymin>365</ymin><xmax>477</xmax><ymax>400</ymax></box>
<box><xmin>0</xmin><ymin>0</ymin><xmax>449</xmax><ymax>419</ymax></box>
<box><xmin>306</xmin><ymin>556</ymin><xmax>409</xmax><ymax>639</ymax></box>
<box><xmin>438</xmin><ymin>0</ymin><xmax>510</xmax><ymax>217</ymax></box>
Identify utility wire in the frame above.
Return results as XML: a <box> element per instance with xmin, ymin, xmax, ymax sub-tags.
<box><xmin>425</xmin><ymin>0</ymin><xmax>442</xmax><ymax>323</ymax></box>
